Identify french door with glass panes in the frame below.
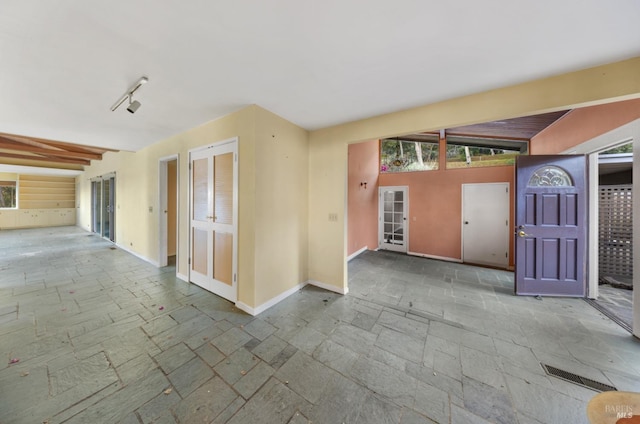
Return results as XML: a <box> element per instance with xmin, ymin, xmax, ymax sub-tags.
<box><xmin>91</xmin><ymin>174</ymin><xmax>115</xmax><ymax>242</ymax></box>
<box><xmin>189</xmin><ymin>139</ymin><xmax>238</xmax><ymax>302</ymax></box>
<box><xmin>379</xmin><ymin>186</ymin><xmax>408</xmax><ymax>252</ymax></box>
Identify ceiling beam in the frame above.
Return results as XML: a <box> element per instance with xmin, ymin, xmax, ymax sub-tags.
<box><xmin>0</xmin><ymin>132</ymin><xmax>118</xmax><ymax>154</ymax></box>
<box><xmin>0</xmin><ymin>139</ymin><xmax>102</xmax><ymax>160</ymax></box>
<box><xmin>0</xmin><ymin>152</ymin><xmax>90</xmax><ymax>166</ymax></box>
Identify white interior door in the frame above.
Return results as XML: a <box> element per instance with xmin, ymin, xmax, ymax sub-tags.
<box><xmin>379</xmin><ymin>186</ymin><xmax>408</xmax><ymax>253</ymax></box>
<box><xmin>462</xmin><ymin>183</ymin><xmax>509</xmax><ymax>268</ymax></box>
<box><xmin>189</xmin><ymin>139</ymin><xmax>238</xmax><ymax>302</ymax></box>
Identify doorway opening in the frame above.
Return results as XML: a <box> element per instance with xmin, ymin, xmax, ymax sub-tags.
<box><xmin>91</xmin><ymin>173</ymin><xmax>115</xmax><ymax>242</ymax></box>
<box><xmin>591</xmin><ymin>142</ymin><xmax>634</xmax><ymax>331</ymax></box>
<box><xmin>159</xmin><ymin>156</ymin><xmax>179</xmax><ymax>268</ymax></box>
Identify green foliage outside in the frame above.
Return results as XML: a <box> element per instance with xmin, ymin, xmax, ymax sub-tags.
<box><xmin>600</xmin><ymin>143</ymin><xmax>632</xmax><ymax>155</ymax></box>
<box><xmin>380</xmin><ymin>139</ymin><xmax>439</xmax><ymax>173</ymax></box>
<box><xmin>446</xmin><ymin>145</ymin><xmax>519</xmax><ymax>169</ymax></box>
<box><xmin>0</xmin><ymin>186</ymin><xmax>16</xmax><ymax>208</ymax></box>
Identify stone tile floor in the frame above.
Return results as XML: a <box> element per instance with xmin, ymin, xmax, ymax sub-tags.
<box><xmin>1</xmin><ymin>226</ymin><xmax>639</xmax><ymax>423</ymax></box>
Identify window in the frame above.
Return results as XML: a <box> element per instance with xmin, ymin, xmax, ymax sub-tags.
<box><xmin>0</xmin><ymin>181</ymin><xmax>17</xmax><ymax>208</ymax></box>
<box><xmin>381</xmin><ymin>137</ymin><xmax>439</xmax><ymax>173</ymax></box>
<box><xmin>527</xmin><ymin>166</ymin><xmax>572</xmax><ymax>187</ymax></box>
<box><xmin>446</xmin><ymin>137</ymin><xmax>525</xmax><ymax>169</ymax></box>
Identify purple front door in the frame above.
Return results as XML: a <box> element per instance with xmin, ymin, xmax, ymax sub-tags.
<box><xmin>515</xmin><ymin>155</ymin><xmax>587</xmax><ymax>297</ymax></box>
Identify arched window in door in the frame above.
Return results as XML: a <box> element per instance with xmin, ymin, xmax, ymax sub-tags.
<box><xmin>528</xmin><ymin>165</ymin><xmax>573</xmax><ymax>187</ymax></box>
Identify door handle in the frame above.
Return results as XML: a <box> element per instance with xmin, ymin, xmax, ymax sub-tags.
<box><xmin>517</xmin><ymin>230</ymin><xmax>531</xmax><ymax>238</ymax></box>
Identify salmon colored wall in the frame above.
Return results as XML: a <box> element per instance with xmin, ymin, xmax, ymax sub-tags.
<box><xmin>531</xmin><ymin>98</ymin><xmax>640</xmax><ymax>154</ymax></box>
<box><xmin>347</xmin><ymin>140</ymin><xmax>379</xmax><ymax>256</ymax></box>
<box><xmin>379</xmin><ymin>165</ymin><xmax>515</xmax><ymax>267</ymax></box>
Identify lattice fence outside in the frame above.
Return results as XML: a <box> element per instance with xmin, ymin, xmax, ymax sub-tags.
<box><xmin>599</xmin><ymin>184</ymin><xmax>633</xmax><ymax>279</ymax></box>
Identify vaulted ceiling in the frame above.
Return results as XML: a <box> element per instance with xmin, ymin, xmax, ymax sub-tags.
<box><xmin>1</xmin><ymin>1</ymin><xmax>639</xmax><ymax>173</ymax></box>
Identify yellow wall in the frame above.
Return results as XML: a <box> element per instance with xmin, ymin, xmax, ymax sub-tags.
<box><xmin>308</xmin><ymin>56</ymin><xmax>640</xmax><ymax>292</ymax></box>
<box><xmin>77</xmin><ymin>105</ymin><xmax>308</xmax><ymax>310</ymax></box>
<box><xmin>254</xmin><ymin>108</ymin><xmax>309</xmax><ymax>306</ymax></box>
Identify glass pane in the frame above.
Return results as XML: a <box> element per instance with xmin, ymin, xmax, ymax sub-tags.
<box><xmin>102</xmin><ymin>179</ymin><xmax>110</xmax><ymax>238</ymax></box>
<box><xmin>528</xmin><ymin>166</ymin><xmax>573</xmax><ymax>187</ymax></box>
<box><xmin>0</xmin><ymin>181</ymin><xmax>16</xmax><ymax>208</ymax></box>
<box><xmin>214</xmin><ymin>153</ymin><xmax>233</xmax><ymax>224</ymax></box>
<box><xmin>381</xmin><ymin>139</ymin><xmax>439</xmax><ymax>173</ymax></box>
<box><xmin>384</xmin><ymin>192</ymin><xmax>394</xmax><ymax>202</ymax></box>
<box><xmin>394</xmin><ymin>191</ymin><xmax>403</xmax><ymax>201</ymax></box>
<box><xmin>214</xmin><ymin>231</ymin><xmax>233</xmax><ymax>286</ymax></box>
<box><xmin>193</xmin><ymin>158</ymin><xmax>208</xmax><ymax>221</ymax></box>
<box><xmin>446</xmin><ymin>141</ymin><xmax>521</xmax><ymax>169</ymax></box>
<box><xmin>94</xmin><ymin>181</ymin><xmax>101</xmax><ymax>234</ymax></box>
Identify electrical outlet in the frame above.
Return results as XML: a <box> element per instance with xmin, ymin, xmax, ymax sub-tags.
<box><xmin>328</xmin><ymin>213</ymin><xmax>338</xmax><ymax>222</ymax></box>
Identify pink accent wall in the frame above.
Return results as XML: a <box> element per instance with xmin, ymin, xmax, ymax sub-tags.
<box><xmin>379</xmin><ymin>164</ymin><xmax>515</xmax><ymax>266</ymax></box>
<box><xmin>531</xmin><ymin>98</ymin><xmax>640</xmax><ymax>154</ymax></box>
<box><xmin>347</xmin><ymin>140</ymin><xmax>380</xmax><ymax>256</ymax></box>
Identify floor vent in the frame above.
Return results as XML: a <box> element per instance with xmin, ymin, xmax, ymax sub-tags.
<box><xmin>541</xmin><ymin>363</ymin><xmax>617</xmax><ymax>392</ymax></box>
<box><xmin>584</xmin><ymin>298</ymin><xmax>632</xmax><ymax>334</ymax></box>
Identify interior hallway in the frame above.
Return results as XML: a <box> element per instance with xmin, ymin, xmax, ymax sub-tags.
<box><xmin>1</xmin><ymin>227</ymin><xmax>639</xmax><ymax>423</ymax></box>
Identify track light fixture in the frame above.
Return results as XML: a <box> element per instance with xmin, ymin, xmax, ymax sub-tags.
<box><xmin>111</xmin><ymin>76</ymin><xmax>148</xmax><ymax>114</ymax></box>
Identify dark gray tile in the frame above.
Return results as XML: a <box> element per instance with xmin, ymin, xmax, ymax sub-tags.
<box><xmin>154</xmin><ymin>342</ymin><xmax>196</xmax><ymax>374</ymax></box>
<box><xmin>275</xmin><ymin>351</ymin><xmax>338</xmax><ymax>404</ymax></box>
<box><xmin>462</xmin><ymin>377</ymin><xmax>516</xmax><ymax>424</ymax></box>
<box><xmin>173</xmin><ymin>376</ymin><xmax>238</xmax><ymax>423</ymax></box>
<box><xmin>168</xmin><ymin>357</ymin><xmax>215</xmax><ymax>397</ymax></box>
<box><xmin>351</xmin><ymin>311</ymin><xmax>378</xmax><ymax>331</ymax></box>
<box><xmin>63</xmin><ymin>369</ymin><xmax>168</xmax><ymax>424</ymax></box>
<box><xmin>375</xmin><ymin>327</ymin><xmax>425</xmax><ymax>363</ymax></box>
<box><xmin>252</xmin><ymin>335</ymin><xmax>288</xmax><ymax>363</ymax></box>
<box><xmin>243</xmin><ymin>318</ymin><xmax>277</xmax><ymax>341</ymax></box>
<box><xmin>312</xmin><ymin>339</ymin><xmax>359</xmax><ymax>374</ymax></box>
<box><xmin>214</xmin><ymin>347</ymin><xmax>260</xmax><ymax>385</ymax></box>
<box><xmin>288</xmin><ymin>326</ymin><xmax>326</xmax><ymax>355</ymax></box>
<box><xmin>355</xmin><ymin>392</ymin><xmax>403</xmax><ymax>424</ymax></box>
<box><xmin>195</xmin><ymin>343</ymin><xmax>226</xmax><ymax>367</ymax></box>
<box><xmin>269</xmin><ymin>344</ymin><xmax>299</xmax><ymax>370</ymax></box>
<box><xmin>211</xmin><ymin>327</ymin><xmax>253</xmax><ymax>355</ymax></box>
<box><xmin>226</xmin><ymin>378</ymin><xmax>313</xmax><ymax>424</ymax></box>
<box><xmin>233</xmin><ymin>361</ymin><xmax>275</xmax><ymax>399</ymax></box>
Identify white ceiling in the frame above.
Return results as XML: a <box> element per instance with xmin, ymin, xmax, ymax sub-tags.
<box><xmin>1</xmin><ymin>0</ymin><xmax>639</xmax><ymax>152</ymax></box>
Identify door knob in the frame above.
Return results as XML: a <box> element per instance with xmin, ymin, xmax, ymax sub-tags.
<box><xmin>517</xmin><ymin>230</ymin><xmax>531</xmax><ymax>238</ymax></box>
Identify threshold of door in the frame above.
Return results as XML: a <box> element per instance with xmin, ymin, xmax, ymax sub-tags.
<box><xmin>584</xmin><ymin>298</ymin><xmax>632</xmax><ymax>334</ymax></box>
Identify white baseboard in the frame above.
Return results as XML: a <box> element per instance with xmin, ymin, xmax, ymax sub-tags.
<box><xmin>407</xmin><ymin>251</ymin><xmax>462</xmax><ymax>263</ymax></box>
<box><xmin>115</xmin><ymin>243</ymin><xmax>160</xmax><ymax>267</ymax></box>
<box><xmin>235</xmin><ymin>281</ymin><xmax>309</xmax><ymax>316</ymax></box>
<box><xmin>307</xmin><ymin>279</ymin><xmax>349</xmax><ymax>295</ymax></box>
<box><xmin>176</xmin><ymin>272</ymin><xmax>188</xmax><ymax>282</ymax></box>
<box><xmin>347</xmin><ymin>246</ymin><xmax>368</xmax><ymax>262</ymax></box>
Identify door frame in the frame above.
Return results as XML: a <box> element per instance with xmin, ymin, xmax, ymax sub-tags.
<box><xmin>90</xmin><ymin>172</ymin><xmax>116</xmax><ymax>242</ymax></box>
<box><xmin>561</xmin><ymin>119</ymin><xmax>638</xmax><ymax>302</ymax></box>
<box><xmin>187</xmin><ymin>137</ymin><xmax>239</xmax><ymax>301</ymax></box>
<box><xmin>378</xmin><ymin>185</ymin><xmax>409</xmax><ymax>253</ymax></box>
<box><xmin>158</xmin><ymin>154</ymin><xmax>179</xmax><ymax>268</ymax></box>
<box><xmin>461</xmin><ymin>182</ymin><xmax>510</xmax><ymax>268</ymax></box>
